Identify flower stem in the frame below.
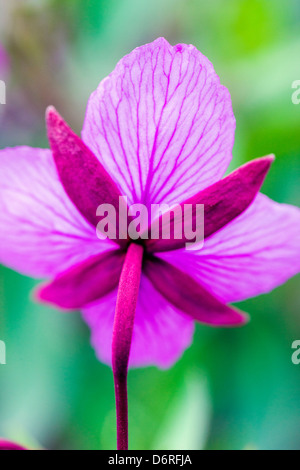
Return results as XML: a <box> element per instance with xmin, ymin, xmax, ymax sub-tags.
<box><xmin>112</xmin><ymin>243</ymin><xmax>144</xmax><ymax>450</ymax></box>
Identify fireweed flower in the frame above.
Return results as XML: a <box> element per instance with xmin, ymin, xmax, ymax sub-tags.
<box><xmin>0</xmin><ymin>38</ymin><xmax>299</xmax><ymax>450</ymax></box>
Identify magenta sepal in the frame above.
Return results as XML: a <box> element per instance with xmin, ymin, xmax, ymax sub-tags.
<box><xmin>146</xmin><ymin>156</ymin><xmax>274</xmax><ymax>253</ymax></box>
<box><xmin>36</xmin><ymin>249</ymin><xmax>126</xmax><ymax>310</ymax></box>
<box><xmin>144</xmin><ymin>256</ymin><xmax>248</xmax><ymax>326</ymax></box>
<box><xmin>46</xmin><ymin>107</ymin><xmax>128</xmax><ymax>247</ymax></box>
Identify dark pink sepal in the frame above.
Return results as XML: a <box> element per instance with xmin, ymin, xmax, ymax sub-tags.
<box><xmin>144</xmin><ymin>256</ymin><xmax>248</xmax><ymax>326</ymax></box>
<box><xmin>46</xmin><ymin>107</ymin><xmax>127</xmax><ymax>246</ymax></box>
<box><xmin>146</xmin><ymin>156</ymin><xmax>274</xmax><ymax>253</ymax></box>
<box><xmin>36</xmin><ymin>250</ymin><xmax>125</xmax><ymax>309</ymax></box>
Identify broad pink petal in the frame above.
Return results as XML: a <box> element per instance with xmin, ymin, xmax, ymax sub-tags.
<box><xmin>158</xmin><ymin>194</ymin><xmax>300</xmax><ymax>303</ymax></box>
<box><xmin>36</xmin><ymin>250</ymin><xmax>125</xmax><ymax>309</ymax></box>
<box><xmin>46</xmin><ymin>107</ymin><xmax>127</xmax><ymax>246</ymax></box>
<box><xmin>82</xmin><ymin>38</ymin><xmax>235</xmax><ymax>208</ymax></box>
<box><xmin>144</xmin><ymin>256</ymin><xmax>248</xmax><ymax>326</ymax></box>
<box><xmin>82</xmin><ymin>275</ymin><xmax>195</xmax><ymax>369</ymax></box>
<box><xmin>146</xmin><ymin>156</ymin><xmax>274</xmax><ymax>253</ymax></box>
<box><xmin>0</xmin><ymin>146</ymin><xmax>113</xmax><ymax>278</ymax></box>
<box><xmin>0</xmin><ymin>439</ymin><xmax>27</xmax><ymax>450</ymax></box>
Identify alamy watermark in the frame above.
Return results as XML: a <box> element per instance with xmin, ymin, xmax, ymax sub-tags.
<box><xmin>291</xmin><ymin>80</ymin><xmax>300</xmax><ymax>105</ymax></box>
<box><xmin>0</xmin><ymin>340</ymin><xmax>6</xmax><ymax>365</ymax></box>
<box><xmin>95</xmin><ymin>197</ymin><xmax>204</xmax><ymax>249</ymax></box>
<box><xmin>292</xmin><ymin>340</ymin><xmax>300</xmax><ymax>365</ymax></box>
<box><xmin>0</xmin><ymin>80</ymin><xmax>6</xmax><ymax>105</ymax></box>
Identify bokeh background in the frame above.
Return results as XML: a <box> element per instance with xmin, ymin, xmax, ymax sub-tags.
<box><xmin>0</xmin><ymin>0</ymin><xmax>299</xmax><ymax>450</ymax></box>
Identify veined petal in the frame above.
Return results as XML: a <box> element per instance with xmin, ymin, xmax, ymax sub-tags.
<box><xmin>46</xmin><ymin>107</ymin><xmax>127</xmax><ymax>246</ymax></box>
<box><xmin>82</xmin><ymin>38</ymin><xmax>235</xmax><ymax>208</ymax></box>
<box><xmin>158</xmin><ymin>194</ymin><xmax>300</xmax><ymax>303</ymax></box>
<box><xmin>146</xmin><ymin>156</ymin><xmax>274</xmax><ymax>253</ymax></box>
<box><xmin>0</xmin><ymin>147</ymin><xmax>111</xmax><ymax>278</ymax></box>
<box><xmin>36</xmin><ymin>249</ymin><xmax>125</xmax><ymax>309</ymax></box>
<box><xmin>82</xmin><ymin>275</ymin><xmax>195</xmax><ymax>369</ymax></box>
<box><xmin>144</xmin><ymin>256</ymin><xmax>248</xmax><ymax>326</ymax></box>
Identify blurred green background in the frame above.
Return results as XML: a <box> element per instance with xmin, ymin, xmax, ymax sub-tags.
<box><xmin>0</xmin><ymin>0</ymin><xmax>299</xmax><ymax>450</ymax></box>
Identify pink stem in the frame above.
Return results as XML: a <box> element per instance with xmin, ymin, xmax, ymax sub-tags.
<box><xmin>112</xmin><ymin>243</ymin><xmax>144</xmax><ymax>450</ymax></box>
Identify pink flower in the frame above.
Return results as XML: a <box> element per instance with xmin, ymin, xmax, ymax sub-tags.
<box><xmin>1</xmin><ymin>37</ymin><xmax>300</xmax><ymax>450</ymax></box>
<box><xmin>0</xmin><ymin>38</ymin><xmax>299</xmax><ymax>370</ymax></box>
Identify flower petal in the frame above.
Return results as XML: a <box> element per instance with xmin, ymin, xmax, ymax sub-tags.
<box><xmin>82</xmin><ymin>38</ymin><xmax>235</xmax><ymax>208</ymax></box>
<box><xmin>46</xmin><ymin>107</ymin><xmax>127</xmax><ymax>246</ymax></box>
<box><xmin>0</xmin><ymin>439</ymin><xmax>27</xmax><ymax>450</ymax></box>
<box><xmin>144</xmin><ymin>256</ymin><xmax>248</xmax><ymax>326</ymax></box>
<box><xmin>146</xmin><ymin>156</ymin><xmax>274</xmax><ymax>253</ymax></box>
<box><xmin>0</xmin><ymin>146</ymin><xmax>112</xmax><ymax>278</ymax></box>
<box><xmin>82</xmin><ymin>275</ymin><xmax>195</xmax><ymax>369</ymax></box>
<box><xmin>36</xmin><ymin>249</ymin><xmax>125</xmax><ymax>309</ymax></box>
<box><xmin>158</xmin><ymin>194</ymin><xmax>300</xmax><ymax>303</ymax></box>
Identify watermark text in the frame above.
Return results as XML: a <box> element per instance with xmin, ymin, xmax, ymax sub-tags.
<box><xmin>0</xmin><ymin>80</ymin><xmax>6</xmax><ymax>105</ymax></box>
<box><xmin>292</xmin><ymin>340</ymin><xmax>300</xmax><ymax>365</ymax></box>
<box><xmin>0</xmin><ymin>340</ymin><xmax>6</xmax><ymax>365</ymax></box>
<box><xmin>292</xmin><ymin>80</ymin><xmax>300</xmax><ymax>105</ymax></box>
<box><xmin>95</xmin><ymin>197</ymin><xmax>204</xmax><ymax>249</ymax></box>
